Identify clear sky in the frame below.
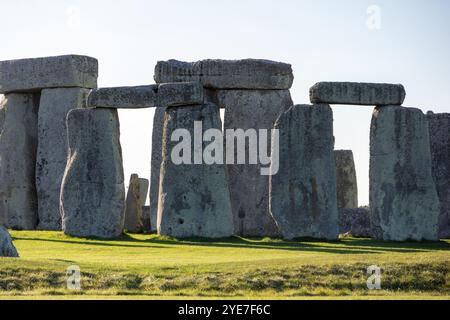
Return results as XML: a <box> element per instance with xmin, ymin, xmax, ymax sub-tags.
<box><xmin>1</xmin><ymin>0</ymin><xmax>449</xmax><ymax>205</ymax></box>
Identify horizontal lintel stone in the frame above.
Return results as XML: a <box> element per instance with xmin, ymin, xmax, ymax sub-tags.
<box><xmin>0</xmin><ymin>55</ymin><xmax>98</xmax><ymax>93</ymax></box>
<box><xmin>87</xmin><ymin>82</ymin><xmax>203</xmax><ymax>109</ymax></box>
<box><xmin>154</xmin><ymin>59</ymin><xmax>294</xmax><ymax>90</ymax></box>
<box><xmin>310</xmin><ymin>82</ymin><xmax>406</xmax><ymax>106</ymax></box>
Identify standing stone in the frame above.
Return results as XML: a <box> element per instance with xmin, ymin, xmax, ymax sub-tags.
<box><xmin>370</xmin><ymin>106</ymin><xmax>440</xmax><ymax>241</ymax></box>
<box><xmin>158</xmin><ymin>103</ymin><xmax>233</xmax><ymax>238</ymax></box>
<box><xmin>0</xmin><ymin>225</ymin><xmax>19</xmax><ymax>257</ymax></box>
<box><xmin>36</xmin><ymin>88</ymin><xmax>90</xmax><ymax>231</ymax></box>
<box><xmin>427</xmin><ymin>112</ymin><xmax>450</xmax><ymax>239</ymax></box>
<box><xmin>335</xmin><ymin>150</ymin><xmax>358</xmax><ymax>209</ymax></box>
<box><xmin>0</xmin><ymin>55</ymin><xmax>98</xmax><ymax>93</ymax></box>
<box><xmin>138</xmin><ymin>178</ymin><xmax>149</xmax><ymax>207</ymax></box>
<box><xmin>310</xmin><ymin>82</ymin><xmax>406</xmax><ymax>106</ymax></box>
<box><xmin>212</xmin><ymin>90</ymin><xmax>292</xmax><ymax>237</ymax></box>
<box><xmin>142</xmin><ymin>206</ymin><xmax>152</xmax><ymax>232</ymax></box>
<box><xmin>61</xmin><ymin>108</ymin><xmax>125</xmax><ymax>239</ymax></box>
<box><xmin>124</xmin><ymin>174</ymin><xmax>143</xmax><ymax>233</ymax></box>
<box><xmin>0</xmin><ymin>93</ymin><xmax>39</xmax><ymax>230</ymax></box>
<box><xmin>270</xmin><ymin>104</ymin><xmax>338</xmax><ymax>240</ymax></box>
<box><xmin>148</xmin><ymin>107</ymin><xmax>166</xmax><ymax>233</ymax></box>
<box><xmin>339</xmin><ymin>207</ymin><xmax>372</xmax><ymax>237</ymax></box>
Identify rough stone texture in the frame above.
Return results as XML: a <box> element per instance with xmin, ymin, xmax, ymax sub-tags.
<box><xmin>36</xmin><ymin>88</ymin><xmax>90</xmax><ymax>231</ymax></box>
<box><xmin>148</xmin><ymin>107</ymin><xmax>165</xmax><ymax>233</ymax></box>
<box><xmin>335</xmin><ymin>150</ymin><xmax>358</xmax><ymax>209</ymax></box>
<box><xmin>158</xmin><ymin>103</ymin><xmax>234</xmax><ymax>238</ymax></box>
<box><xmin>142</xmin><ymin>206</ymin><xmax>152</xmax><ymax>232</ymax></box>
<box><xmin>139</xmin><ymin>178</ymin><xmax>149</xmax><ymax>208</ymax></box>
<box><xmin>0</xmin><ymin>93</ymin><xmax>39</xmax><ymax>230</ymax></box>
<box><xmin>89</xmin><ymin>85</ymin><xmax>158</xmax><ymax>108</ymax></box>
<box><xmin>88</xmin><ymin>82</ymin><xmax>203</xmax><ymax>109</ymax></box>
<box><xmin>61</xmin><ymin>108</ymin><xmax>125</xmax><ymax>239</ymax></box>
<box><xmin>270</xmin><ymin>104</ymin><xmax>338</xmax><ymax>240</ymax></box>
<box><xmin>124</xmin><ymin>174</ymin><xmax>143</xmax><ymax>233</ymax></box>
<box><xmin>155</xmin><ymin>59</ymin><xmax>294</xmax><ymax>90</ymax></box>
<box><xmin>427</xmin><ymin>112</ymin><xmax>450</xmax><ymax>239</ymax></box>
<box><xmin>310</xmin><ymin>82</ymin><xmax>406</xmax><ymax>106</ymax></box>
<box><xmin>370</xmin><ymin>106</ymin><xmax>440</xmax><ymax>241</ymax></box>
<box><xmin>339</xmin><ymin>207</ymin><xmax>372</xmax><ymax>237</ymax></box>
<box><xmin>0</xmin><ymin>55</ymin><xmax>98</xmax><ymax>93</ymax></box>
<box><xmin>0</xmin><ymin>225</ymin><xmax>19</xmax><ymax>257</ymax></box>
<box><xmin>212</xmin><ymin>90</ymin><xmax>292</xmax><ymax>237</ymax></box>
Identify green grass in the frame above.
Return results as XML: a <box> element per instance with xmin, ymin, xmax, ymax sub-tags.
<box><xmin>0</xmin><ymin>231</ymin><xmax>449</xmax><ymax>299</ymax></box>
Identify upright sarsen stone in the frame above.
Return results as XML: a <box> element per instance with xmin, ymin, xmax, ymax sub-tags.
<box><xmin>270</xmin><ymin>104</ymin><xmax>338</xmax><ymax>240</ymax></box>
<box><xmin>335</xmin><ymin>150</ymin><xmax>358</xmax><ymax>209</ymax></box>
<box><xmin>36</xmin><ymin>88</ymin><xmax>90</xmax><ymax>230</ymax></box>
<box><xmin>138</xmin><ymin>178</ymin><xmax>149</xmax><ymax>208</ymax></box>
<box><xmin>0</xmin><ymin>93</ymin><xmax>39</xmax><ymax>230</ymax></box>
<box><xmin>370</xmin><ymin>106</ymin><xmax>440</xmax><ymax>241</ymax></box>
<box><xmin>0</xmin><ymin>225</ymin><xmax>19</xmax><ymax>257</ymax></box>
<box><xmin>124</xmin><ymin>174</ymin><xmax>143</xmax><ymax>233</ymax></box>
<box><xmin>212</xmin><ymin>90</ymin><xmax>292</xmax><ymax>237</ymax></box>
<box><xmin>148</xmin><ymin>107</ymin><xmax>166</xmax><ymax>233</ymax></box>
<box><xmin>61</xmin><ymin>108</ymin><xmax>125</xmax><ymax>239</ymax></box>
<box><xmin>0</xmin><ymin>55</ymin><xmax>98</xmax><ymax>93</ymax></box>
<box><xmin>427</xmin><ymin>112</ymin><xmax>450</xmax><ymax>239</ymax></box>
<box><xmin>158</xmin><ymin>103</ymin><xmax>233</xmax><ymax>238</ymax></box>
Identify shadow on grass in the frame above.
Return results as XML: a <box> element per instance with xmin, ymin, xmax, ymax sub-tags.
<box><xmin>12</xmin><ymin>232</ymin><xmax>450</xmax><ymax>255</ymax></box>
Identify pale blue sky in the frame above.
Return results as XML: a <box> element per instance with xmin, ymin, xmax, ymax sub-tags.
<box><xmin>1</xmin><ymin>0</ymin><xmax>449</xmax><ymax>205</ymax></box>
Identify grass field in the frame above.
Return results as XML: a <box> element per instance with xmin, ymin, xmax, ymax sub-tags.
<box><xmin>0</xmin><ymin>231</ymin><xmax>449</xmax><ymax>299</ymax></box>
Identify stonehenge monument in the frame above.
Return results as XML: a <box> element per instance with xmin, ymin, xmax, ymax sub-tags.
<box><xmin>427</xmin><ymin>112</ymin><xmax>450</xmax><ymax>239</ymax></box>
<box><xmin>370</xmin><ymin>106</ymin><xmax>440</xmax><ymax>241</ymax></box>
<box><xmin>0</xmin><ymin>55</ymin><xmax>446</xmax><ymax>242</ymax></box>
<box><xmin>61</xmin><ymin>108</ymin><xmax>125</xmax><ymax>239</ymax></box>
<box><xmin>158</xmin><ymin>103</ymin><xmax>234</xmax><ymax>238</ymax></box>
<box><xmin>0</xmin><ymin>55</ymin><xmax>98</xmax><ymax>231</ymax></box>
<box><xmin>155</xmin><ymin>59</ymin><xmax>294</xmax><ymax>237</ymax></box>
<box><xmin>0</xmin><ymin>225</ymin><xmax>19</xmax><ymax>257</ymax></box>
<box><xmin>270</xmin><ymin>104</ymin><xmax>339</xmax><ymax>240</ymax></box>
<box><xmin>335</xmin><ymin>150</ymin><xmax>358</xmax><ymax>209</ymax></box>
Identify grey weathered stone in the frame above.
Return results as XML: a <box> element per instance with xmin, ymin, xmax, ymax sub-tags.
<box><xmin>88</xmin><ymin>85</ymin><xmax>158</xmax><ymax>108</ymax></box>
<box><xmin>142</xmin><ymin>206</ymin><xmax>152</xmax><ymax>232</ymax></box>
<box><xmin>310</xmin><ymin>82</ymin><xmax>406</xmax><ymax>106</ymax></box>
<box><xmin>88</xmin><ymin>82</ymin><xmax>203</xmax><ymax>109</ymax></box>
<box><xmin>427</xmin><ymin>111</ymin><xmax>450</xmax><ymax>239</ymax></box>
<box><xmin>0</xmin><ymin>93</ymin><xmax>39</xmax><ymax>230</ymax></box>
<box><xmin>155</xmin><ymin>59</ymin><xmax>294</xmax><ymax>90</ymax></box>
<box><xmin>335</xmin><ymin>150</ymin><xmax>358</xmax><ymax>209</ymax></box>
<box><xmin>0</xmin><ymin>225</ymin><xmax>19</xmax><ymax>257</ymax></box>
<box><xmin>138</xmin><ymin>178</ymin><xmax>149</xmax><ymax>208</ymax></box>
<box><xmin>156</xmin><ymin>82</ymin><xmax>204</xmax><ymax>107</ymax></box>
<box><xmin>269</xmin><ymin>104</ymin><xmax>338</xmax><ymax>240</ymax></box>
<box><xmin>158</xmin><ymin>103</ymin><xmax>233</xmax><ymax>238</ymax></box>
<box><xmin>148</xmin><ymin>107</ymin><xmax>165</xmax><ymax>233</ymax></box>
<box><xmin>61</xmin><ymin>108</ymin><xmax>125</xmax><ymax>239</ymax></box>
<box><xmin>124</xmin><ymin>174</ymin><xmax>143</xmax><ymax>233</ymax></box>
<box><xmin>36</xmin><ymin>88</ymin><xmax>90</xmax><ymax>231</ymax></box>
<box><xmin>339</xmin><ymin>207</ymin><xmax>372</xmax><ymax>237</ymax></box>
<box><xmin>370</xmin><ymin>106</ymin><xmax>440</xmax><ymax>241</ymax></box>
<box><xmin>213</xmin><ymin>90</ymin><xmax>292</xmax><ymax>237</ymax></box>
<box><xmin>0</xmin><ymin>55</ymin><xmax>98</xmax><ymax>93</ymax></box>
